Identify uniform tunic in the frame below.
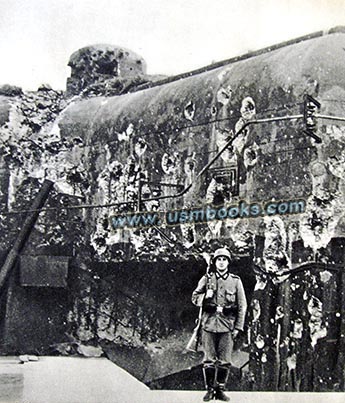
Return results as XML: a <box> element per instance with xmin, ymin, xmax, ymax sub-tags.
<box><xmin>192</xmin><ymin>270</ymin><xmax>247</xmax><ymax>364</ymax></box>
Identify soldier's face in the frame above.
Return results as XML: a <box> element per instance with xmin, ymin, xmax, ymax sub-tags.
<box><xmin>215</xmin><ymin>256</ymin><xmax>229</xmax><ymax>273</ymax></box>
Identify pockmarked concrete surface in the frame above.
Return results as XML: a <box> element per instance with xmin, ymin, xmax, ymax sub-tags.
<box><xmin>0</xmin><ymin>356</ymin><xmax>344</xmax><ymax>403</ymax></box>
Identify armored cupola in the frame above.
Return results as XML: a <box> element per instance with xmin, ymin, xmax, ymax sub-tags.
<box><xmin>66</xmin><ymin>44</ymin><xmax>147</xmax><ymax>96</ymax></box>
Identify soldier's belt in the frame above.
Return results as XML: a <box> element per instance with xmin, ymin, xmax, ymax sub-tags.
<box><xmin>204</xmin><ymin>303</ymin><xmax>237</xmax><ymax>315</ymax></box>
<box><xmin>222</xmin><ymin>306</ymin><xmax>238</xmax><ymax>316</ymax></box>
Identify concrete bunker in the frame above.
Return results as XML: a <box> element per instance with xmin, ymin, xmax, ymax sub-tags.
<box><xmin>1</xmin><ymin>29</ymin><xmax>345</xmax><ymax>391</ymax></box>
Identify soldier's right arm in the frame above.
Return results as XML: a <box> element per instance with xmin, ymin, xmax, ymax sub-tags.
<box><xmin>191</xmin><ymin>275</ymin><xmax>207</xmax><ymax>307</ymax></box>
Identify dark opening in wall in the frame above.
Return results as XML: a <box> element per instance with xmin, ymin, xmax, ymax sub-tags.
<box><xmin>96</xmin><ymin>60</ymin><xmax>118</xmax><ymax>76</ymax></box>
<box><xmin>207</xmin><ymin>165</ymin><xmax>239</xmax><ymax>205</ymax></box>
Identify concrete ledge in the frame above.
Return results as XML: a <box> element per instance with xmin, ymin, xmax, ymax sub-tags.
<box><xmin>1</xmin><ymin>357</ymin><xmax>344</xmax><ymax>403</ymax></box>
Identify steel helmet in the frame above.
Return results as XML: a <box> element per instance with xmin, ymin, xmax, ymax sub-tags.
<box><xmin>213</xmin><ymin>248</ymin><xmax>232</xmax><ymax>261</ymax></box>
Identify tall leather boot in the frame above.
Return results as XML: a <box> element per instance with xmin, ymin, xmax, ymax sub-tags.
<box><xmin>202</xmin><ymin>363</ymin><xmax>216</xmax><ymax>401</ymax></box>
<box><xmin>214</xmin><ymin>364</ymin><xmax>230</xmax><ymax>401</ymax></box>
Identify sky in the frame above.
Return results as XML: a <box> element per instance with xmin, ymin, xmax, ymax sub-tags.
<box><xmin>0</xmin><ymin>0</ymin><xmax>344</xmax><ymax>91</ymax></box>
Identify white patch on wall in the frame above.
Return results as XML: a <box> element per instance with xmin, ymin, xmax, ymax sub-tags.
<box><xmin>252</xmin><ymin>299</ymin><xmax>261</xmax><ymax>322</ymax></box>
<box><xmin>107</xmin><ymin>231</ymin><xmax>122</xmax><ymax>246</ymax></box>
<box><xmin>240</xmin><ymin>97</ymin><xmax>256</xmax><ymax>121</ymax></box>
<box><xmin>319</xmin><ymin>270</ymin><xmax>332</xmax><ymax>283</ymax></box>
<box><xmin>243</xmin><ymin>142</ymin><xmax>259</xmax><ymax>169</ymax></box>
<box><xmin>201</xmin><ymin>251</ymin><xmax>212</xmax><ymax>266</ymax></box>
<box><xmin>134</xmin><ymin>137</ymin><xmax>147</xmax><ymax>157</ymax></box>
<box><xmin>180</xmin><ymin>223</ymin><xmax>196</xmax><ymax>248</ymax></box>
<box><xmin>184</xmin><ymin>154</ymin><xmax>196</xmax><ymax>183</ymax></box>
<box><xmin>206</xmin><ymin>220</ymin><xmax>223</xmax><ymax>240</ymax></box>
<box><xmin>290</xmin><ymin>318</ymin><xmax>303</xmax><ymax>339</ymax></box>
<box><xmin>300</xmin><ymin>125</ymin><xmax>345</xmax><ymax>253</ymax></box>
<box><xmin>255</xmin><ymin>335</ymin><xmax>265</xmax><ymax>349</ymax></box>
<box><xmin>254</xmin><ymin>276</ymin><xmax>267</xmax><ymax>291</ymax></box>
<box><xmin>216</xmin><ymin>86</ymin><xmax>232</xmax><ymax>106</ymax></box>
<box><xmin>48</xmin><ymin>121</ymin><xmax>61</xmax><ymax>141</ymax></box>
<box><xmin>130</xmin><ymin>232</ymin><xmax>145</xmax><ymax>252</ymax></box>
<box><xmin>235</xmin><ymin>96</ymin><xmax>256</xmax><ymax>135</ymax></box>
<box><xmin>308</xmin><ymin>296</ymin><xmax>327</xmax><ymax>348</ymax></box>
<box><xmin>118</xmin><ymin>123</ymin><xmax>134</xmax><ymax>142</ymax></box>
<box><xmin>275</xmin><ymin>305</ymin><xmax>284</xmax><ymax>321</ymax></box>
<box><xmin>7</xmin><ymin>168</ymin><xmax>25</xmax><ymax>210</ymax></box>
<box><xmin>287</xmin><ymin>353</ymin><xmax>297</xmax><ymax>371</ymax></box>
<box><xmin>300</xmin><ymin>189</ymin><xmax>343</xmax><ymax>253</ymax></box>
<box><xmin>262</xmin><ymin>216</ymin><xmax>291</xmax><ymax>274</ymax></box>
<box><xmin>161</xmin><ymin>152</ymin><xmax>179</xmax><ymax>175</ymax></box>
<box><xmin>214</xmin><ymin>129</ymin><xmax>236</xmax><ymax>163</ymax></box>
<box><xmin>217</xmin><ymin>67</ymin><xmax>231</xmax><ymax>82</ymax></box>
<box><xmin>184</xmin><ymin>101</ymin><xmax>195</xmax><ymax>121</ymax></box>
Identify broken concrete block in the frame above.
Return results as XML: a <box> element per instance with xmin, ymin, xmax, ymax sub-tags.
<box><xmin>77</xmin><ymin>344</ymin><xmax>103</xmax><ymax>357</ymax></box>
<box><xmin>18</xmin><ymin>355</ymin><xmax>39</xmax><ymax>363</ymax></box>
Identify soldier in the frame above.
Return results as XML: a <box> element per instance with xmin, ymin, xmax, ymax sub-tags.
<box><xmin>192</xmin><ymin>248</ymin><xmax>247</xmax><ymax>401</ymax></box>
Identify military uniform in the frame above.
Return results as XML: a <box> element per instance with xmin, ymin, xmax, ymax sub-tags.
<box><xmin>191</xmin><ymin>248</ymin><xmax>247</xmax><ymax>401</ymax></box>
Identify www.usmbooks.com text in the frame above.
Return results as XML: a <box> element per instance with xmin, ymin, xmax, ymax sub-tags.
<box><xmin>110</xmin><ymin>199</ymin><xmax>306</xmax><ymax>230</ymax></box>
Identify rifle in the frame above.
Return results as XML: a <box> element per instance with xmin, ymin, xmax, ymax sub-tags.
<box><xmin>186</xmin><ymin>260</ymin><xmax>211</xmax><ymax>352</ymax></box>
<box><xmin>186</xmin><ymin>294</ymin><xmax>205</xmax><ymax>352</ymax></box>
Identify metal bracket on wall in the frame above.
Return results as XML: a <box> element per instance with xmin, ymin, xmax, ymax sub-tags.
<box><xmin>137</xmin><ymin>179</ymin><xmax>184</xmax><ymax>211</ymax></box>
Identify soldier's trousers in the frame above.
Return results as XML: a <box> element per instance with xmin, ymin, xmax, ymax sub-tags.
<box><xmin>202</xmin><ymin>329</ymin><xmax>234</xmax><ymax>364</ymax></box>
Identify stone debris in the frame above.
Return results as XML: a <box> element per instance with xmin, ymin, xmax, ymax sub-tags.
<box><xmin>0</xmin><ymin>84</ymin><xmax>23</xmax><ymax>97</ymax></box>
<box><xmin>77</xmin><ymin>344</ymin><xmax>103</xmax><ymax>357</ymax></box>
<box><xmin>19</xmin><ymin>355</ymin><xmax>39</xmax><ymax>363</ymax></box>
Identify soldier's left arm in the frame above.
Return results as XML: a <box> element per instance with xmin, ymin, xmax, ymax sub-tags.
<box><xmin>234</xmin><ymin>277</ymin><xmax>247</xmax><ymax>331</ymax></box>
